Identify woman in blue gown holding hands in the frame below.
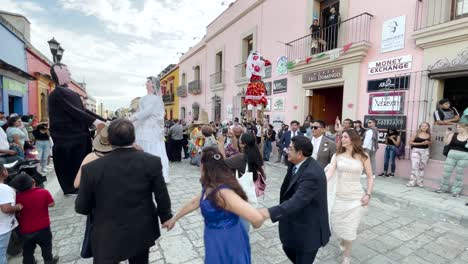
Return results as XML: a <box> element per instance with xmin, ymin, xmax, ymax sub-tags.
<box><xmin>164</xmin><ymin>146</ymin><xmax>264</xmax><ymax>263</ymax></box>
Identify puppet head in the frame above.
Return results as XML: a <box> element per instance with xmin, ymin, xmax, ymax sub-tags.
<box><xmin>51</xmin><ymin>63</ymin><xmax>71</xmax><ymax>86</ymax></box>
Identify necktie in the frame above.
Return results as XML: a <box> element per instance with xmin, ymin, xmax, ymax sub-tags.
<box><xmin>292</xmin><ymin>166</ymin><xmax>298</xmax><ymax>176</ymax></box>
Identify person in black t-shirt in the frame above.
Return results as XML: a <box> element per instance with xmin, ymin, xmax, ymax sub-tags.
<box><xmin>32</xmin><ymin>123</ymin><xmax>51</xmax><ymax>173</ymax></box>
<box><xmin>263</xmin><ymin>124</ymin><xmax>276</xmax><ymax>161</ymax></box>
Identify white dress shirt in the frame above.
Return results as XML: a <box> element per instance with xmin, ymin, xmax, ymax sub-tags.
<box><xmin>291</xmin><ymin>130</ymin><xmax>298</xmax><ymax>138</ymax></box>
<box><xmin>363</xmin><ymin>129</ymin><xmax>373</xmax><ymax>151</ymax></box>
<box><xmin>311</xmin><ymin>135</ymin><xmax>323</xmax><ymax>160</ymax></box>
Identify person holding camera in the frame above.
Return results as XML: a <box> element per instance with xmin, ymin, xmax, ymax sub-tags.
<box><xmin>263</xmin><ymin>124</ymin><xmax>276</xmax><ymax>161</ymax></box>
<box><xmin>378</xmin><ymin>128</ymin><xmax>401</xmax><ymax>177</ymax></box>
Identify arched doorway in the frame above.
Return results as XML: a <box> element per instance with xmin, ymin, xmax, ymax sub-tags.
<box><xmin>192</xmin><ymin>103</ymin><xmax>200</xmax><ymax>120</ymax></box>
<box><xmin>181</xmin><ymin>107</ymin><xmax>186</xmax><ymax>120</ymax></box>
<box><xmin>212</xmin><ymin>95</ymin><xmax>222</xmax><ymax>122</ymax></box>
<box><xmin>40</xmin><ymin>92</ymin><xmax>47</xmax><ymax>121</ymax></box>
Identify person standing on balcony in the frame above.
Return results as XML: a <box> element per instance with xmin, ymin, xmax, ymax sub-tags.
<box><xmin>310</xmin><ymin>19</ymin><xmax>322</xmax><ymax>54</ymax></box>
<box><xmin>325</xmin><ymin>6</ymin><xmax>340</xmax><ymax>50</ymax></box>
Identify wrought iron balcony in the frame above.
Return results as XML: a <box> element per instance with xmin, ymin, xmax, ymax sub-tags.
<box><xmin>162</xmin><ymin>94</ymin><xmax>174</xmax><ymax>104</ymax></box>
<box><xmin>210</xmin><ymin>71</ymin><xmax>225</xmax><ymax>87</ymax></box>
<box><xmin>286</xmin><ymin>12</ymin><xmax>373</xmax><ymax>62</ymax></box>
<box><xmin>234</xmin><ymin>62</ymin><xmax>247</xmax><ymax>83</ymax></box>
<box><xmin>177</xmin><ymin>85</ymin><xmax>187</xmax><ymax>97</ymax></box>
<box><xmin>415</xmin><ymin>0</ymin><xmax>468</xmax><ymax>30</ymax></box>
<box><xmin>188</xmin><ymin>80</ymin><xmax>201</xmax><ymax>95</ymax></box>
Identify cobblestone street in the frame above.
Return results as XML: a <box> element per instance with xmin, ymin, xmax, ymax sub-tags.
<box><xmin>10</xmin><ymin>160</ymin><xmax>468</xmax><ymax>264</ymax></box>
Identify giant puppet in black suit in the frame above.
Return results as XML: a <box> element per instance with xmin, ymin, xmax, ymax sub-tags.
<box><xmin>48</xmin><ymin>63</ymin><xmax>105</xmax><ymax>195</ymax></box>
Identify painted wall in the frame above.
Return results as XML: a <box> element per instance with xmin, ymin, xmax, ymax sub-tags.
<box><xmin>161</xmin><ymin>67</ymin><xmax>180</xmax><ymax>120</ymax></box>
<box><xmin>0</xmin><ymin>23</ymin><xmax>27</xmax><ymax>71</ymax></box>
<box><xmin>178</xmin><ymin>0</ymin><xmax>309</xmax><ymax>123</ymax></box>
<box><xmin>26</xmin><ymin>48</ymin><xmax>54</xmax><ymax>121</ymax></box>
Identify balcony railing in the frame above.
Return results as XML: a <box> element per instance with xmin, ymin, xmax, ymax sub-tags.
<box><xmin>188</xmin><ymin>80</ymin><xmax>201</xmax><ymax>95</ymax></box>
<box><xmin>176</xmin><ymin>85</ymin><xmax>187</xmax><ymax>97</ymax></box>
<box><xmin>162</xmin><ymin>94</ymin><xmax>174</xmax><ymax>104</ymax></box>
<box><xmin>286</xmin><ymin>12</ymin><xmax>373</xmax><ymax>62</ymax></box>
<box><xmin>210</xmin><ymin>71</ymin><xmax>225</xmax><ymax>86</ymax></box>
<box><xmin>415</xmin><ymin>0</ymin><xmax>468</xmax><ymax>30</ymax></box>
<box><xmin>234</xmin><ymin>62</ymin><xmax>247</xmax><ymax>82</ymax></box>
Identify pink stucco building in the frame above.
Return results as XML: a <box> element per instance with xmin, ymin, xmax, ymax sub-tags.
<box><xmin>177</xmin><ymin>0</ymin><xmax>468</xmax><ymax>194</ymax></box>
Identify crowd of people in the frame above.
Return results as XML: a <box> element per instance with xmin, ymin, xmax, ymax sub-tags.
<box><xmin>0</xmin><ymin>80</ymin><xmax>466</xmax><ymax>264</ymax></box>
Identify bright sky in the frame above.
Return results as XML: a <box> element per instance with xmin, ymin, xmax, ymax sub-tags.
<box><xmin>1</xmin><ymin>0</ymin><xmax>229</xmax><ymax>110</ymax></box>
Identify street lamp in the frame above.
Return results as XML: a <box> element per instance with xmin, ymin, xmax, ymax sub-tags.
<box><xmin>47</xmin><ymin>38</ymin><xmax>64</xmax><ymax>63</ymax></box>
<box><xmin>56</xmin><ymin>46</ymin><xmax>65</xmax><ymax>63</ymax></box>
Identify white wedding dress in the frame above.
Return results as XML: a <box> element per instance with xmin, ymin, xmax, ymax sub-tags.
<box><xmin>132</xmin><ymin>94</ymin><xmax>170</xmax><ymax>183</ymax></box>
<box><xmin>327</xmin><ymin>155</ymin><xmax>365</xmax><ymax>241</ymax></box>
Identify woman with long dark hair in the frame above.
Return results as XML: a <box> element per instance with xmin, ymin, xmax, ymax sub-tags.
<box><xmin>223</xmin><ymin>133</ymin><xmax>265</xmax><ymax>182</ymax></box>
<box><xmin>163</xmin><ymin>147</ymin><xmax>263</xmax><ymax>263</ymax></box>
<box><xmin>378</xmin><ymin>127</ymin><xmax>401</xmax><ymax>177</ymax></box>
<box><xmin>326</xmin><ymin>129</ymin><xmax>374</xmax><ymax>264</ymax></box>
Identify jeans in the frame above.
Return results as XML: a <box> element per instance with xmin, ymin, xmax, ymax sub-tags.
<box><xmin>383</xmin><ymin>145</ymin><xmax>397</xmax><ymax>173</ymax></box>
<box><xmin>0</xmin><ymin>231</ymin><xmax>12</xmax><ymax>264</ymax></box>
<box><xmin>36</xmin><ymin>140</ymin><xmax>51</xmax><ymax>171</ymax></box>
<box><xmin>22</xmin><ymin>227</ymin><xmax>53</xmax><ymax>264</ymax></box>
<box><xmin>365</xmin><ymin>149</ymin><xmax>377</xmax><ymax>176</ymax></box>
<box><xmin>440</xmin><ymin>150</ymin><xmax>468</xmax><ymax>195</ymax></box>
<box><xmin>263</xmin><ymin>141</ymin><xmax>272</xmax><ymax>161</ymax></box>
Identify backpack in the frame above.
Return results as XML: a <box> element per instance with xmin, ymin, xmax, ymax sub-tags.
<box><xmin>395</xmin><ymin>138</ymin><xmax>405</xmax><ymax>159</ymax></box>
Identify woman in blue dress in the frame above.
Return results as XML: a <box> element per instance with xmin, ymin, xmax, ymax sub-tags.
<box><xmin>164</xmin><ymin>146</ymin><xmax>264</xmax><ymax>263</ymax></box>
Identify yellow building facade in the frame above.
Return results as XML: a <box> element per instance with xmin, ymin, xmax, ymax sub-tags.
<box><xmin>160</xmin><ymin>66</ymin><xmax>179</xmax><ymax>120</ymax></box>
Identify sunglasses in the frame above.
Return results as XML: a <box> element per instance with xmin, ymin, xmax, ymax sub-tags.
<box><xmin>311</xmin><ymin>126</ymin><xmax>322</xmax><ymax>130</ymax></box>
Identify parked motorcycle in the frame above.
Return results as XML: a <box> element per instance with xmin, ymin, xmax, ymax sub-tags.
<box><xmin>4</xmin><ymin>160</ymin><xmax>47</xmax><ymax>187</ymax></box>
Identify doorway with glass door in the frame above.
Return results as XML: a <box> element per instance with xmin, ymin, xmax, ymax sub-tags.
<box><xmin>308</xmin><ymin>86</ymin><xmax>343</xmax><ymax>127</ymax></box>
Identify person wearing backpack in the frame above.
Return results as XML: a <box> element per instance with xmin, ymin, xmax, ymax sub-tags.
<box><xmin>378</xmin><ymin>127</ymin><xmax>401</xmax><ymax>177</ymax></box>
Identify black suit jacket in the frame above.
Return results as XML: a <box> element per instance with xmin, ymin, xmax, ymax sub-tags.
<box><xmin>75</xmin><ymin>148</ymin><xmax>172</xmax><ymax>262</ymax></box>
<box><xmin>269</xmin><ymin>157</ymin><xmax>330</xmax><ymax>252</ymax></box>
<box><xmin>280</xmin><ymin>130</ymin><xmax>304</xmax><ymax>150</ymax></box>
<box><xmin>48</xmin><ymin>86</ymin><xmax>104</xmax><ymax>140</ymax></box>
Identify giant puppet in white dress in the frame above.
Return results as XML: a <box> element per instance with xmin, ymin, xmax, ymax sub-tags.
<box><xmin>130</xmin><ymin>76</ymin><xmax>170</xmax><ymax>183</ymax></box>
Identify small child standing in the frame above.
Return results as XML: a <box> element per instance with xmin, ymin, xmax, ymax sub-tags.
<box><xmin>10</xmin><ymin>173</ymin><xmax>59</xmax><ymax>264</ymax></box>
<box><xmin>0</xmin><ymin>163</ymin><xmax>22</xmax><ymax>264</ymax></box>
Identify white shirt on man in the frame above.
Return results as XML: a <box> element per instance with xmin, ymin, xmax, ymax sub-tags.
<box><xmin>311</xmin><ymin>135</ymin><xmax>323</xmax><ymax>160</ymax></box>
<box><xmin>291</xmin><ymin>130</ymin><xmax>299</xmax><ymax>138</ymax></box>
<box><xmin>0</xmin><ymin>183</ymin><xmax>18</xmax><ymax>235</ymax></box>
<box><xmin>0</xmin><ymin>129</ymin><xmax>10</xmax><ymax>157</ymax></box>
<box><xmin>363</xmin><ymin>129</ymin><xmax>374</xmax><ymax>151</ymax></box>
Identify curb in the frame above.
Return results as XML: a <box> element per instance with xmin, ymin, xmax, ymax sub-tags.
<box><xmin>265</xmin><ymin>161</ymin><xmax>468</xmax><ymax>228</ymax></box>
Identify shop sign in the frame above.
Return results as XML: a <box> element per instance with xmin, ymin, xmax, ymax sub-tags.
<box><xmin>273</xmin><ymin>78</ymin><xmax>287</xmax><ymax>94</ymax></box>
<box><xmin>272</xmin><ymin>97</ymin><xmax>285</xmax><ymax>111</ymax></box>
<box><xmin>367</xmin><ymin>75</ymin><xmax>410</xmax><ymax>92</ymax></box>
<box><xmin>381</xmin><ymin>16</ymin><xmax>406</xmax><ymax>53</ymax></box>
<box><xmin>265</xmin><ymin>65</ymin><xmax>272</xmax><ymax>79</ymax></box>
<box><xmin>3</xmin><ymin>77</ymin><xmax>27</xmax><ymax>93</ymax></box>
<box><xmin>364</xmin><ymin>115</ymin><xmax>407</xmax><ymax>143</ymax></box>
<box><xmin>369</xmin><ymin>92</ymin><xmax>405</xmax><ymax>114</ymax></box>
<box><xmin>302</xmin><ymin>67</ymin><xmax>343</xmax><ymax>83</ymax></box>
<box><xmin>265</xmin><ymin>82</ymin><xmax>272</xmax><ymax>96</ymax></box>
<box><xmin>368</xmin><ymin>55</ymin><xmax>412</xmax><ymax>75</ymax></box>
<box><xmin>277</xmin><ymin>56</ymin><xmax>288</xmax><ymax>75</ymax></box>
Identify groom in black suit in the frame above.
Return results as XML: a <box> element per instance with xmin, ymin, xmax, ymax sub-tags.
<box><xmin>75</xmin><ymin>119</ymin><xmax>172</xmax><ymax>263</ymax></box>
<box><xmin>260</xmin><ymin>135</ymin><xmax>330</xmax><ymax>263</ymax></box>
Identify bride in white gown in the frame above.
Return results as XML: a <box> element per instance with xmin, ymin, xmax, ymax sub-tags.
<box><xmin>325</xmin><ymin>129</ymin><xmax>374</xmax><ymax>264</ymax></box>
<box><xmin>130</xmin><ymin>76</ymin><xmax>170</xmax><ymax>183</ymax></box>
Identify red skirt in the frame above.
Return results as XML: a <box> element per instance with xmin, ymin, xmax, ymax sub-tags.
<box><xmin>244</xmin><ymin>82</ymin><xmax>267</xmax><ymax>107</ymax></box>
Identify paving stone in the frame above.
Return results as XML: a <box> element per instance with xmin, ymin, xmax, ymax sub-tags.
<box><xmin>10</xmin><ymin>161</ymin><xmax>468</xmax><ymax>264</ymax></box>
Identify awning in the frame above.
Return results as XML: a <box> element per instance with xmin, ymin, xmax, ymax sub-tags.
<box><xmin>0</xmin><ymin>59</ymin><xmax>36</xmax><ymax>80</ymax></box>
<box><xmin>428</xmin><ymin>65</ymin><xmax>468</xmax><ymax>79</ymax></box>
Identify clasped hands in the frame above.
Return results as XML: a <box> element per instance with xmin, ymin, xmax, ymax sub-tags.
<box><xmin>161</xmin><ymin>208</ymin><xmax>272</xmax><ymax>231</ymax></box>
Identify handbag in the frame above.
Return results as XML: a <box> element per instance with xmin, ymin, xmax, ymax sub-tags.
<box><xmin>255</xmin><ymin>171</ymin><xmax>266</xmax><ymax>197</ymax></box>
<box><xmin>237</xmin><ymin>164</ymin><xmax>258</xmax><ymax>204</ymax></box>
